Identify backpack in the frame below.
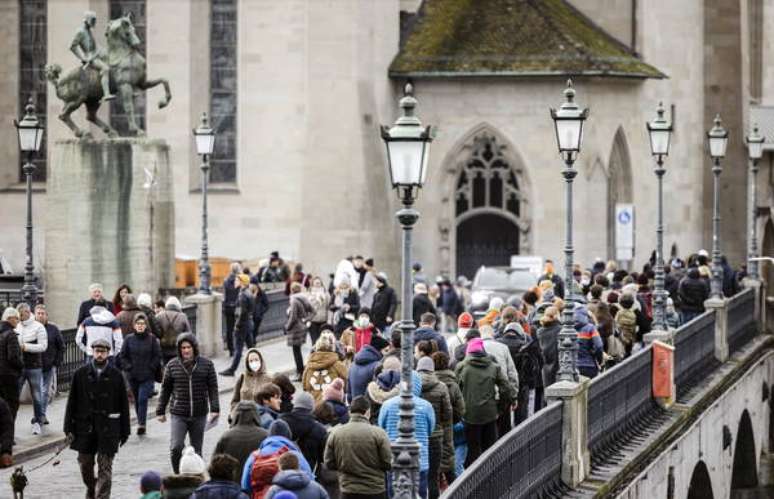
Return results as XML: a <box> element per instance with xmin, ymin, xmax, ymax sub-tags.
<box><xmin>638</xmin><ymin>292</ymin><xmax>654</xmax><ymax>321</ymax></box>
<box><xmin>159</xmin><ymin>313</ymin><xmax>186</xmax><ymax>350</ymax></box>
<box><xmin>513</xmin><ymin>342</ymin><xmax>541</xmax><ymax>390</ymax></box>
<box><xmin>615</xmin><ymin>308</ymin><xmax>637</xmax><ymax>347</ymax></box>
<box><xmin>249</xmin><ymin>445</ymin><xmax>290</xmax><ymax>499</ymax></box>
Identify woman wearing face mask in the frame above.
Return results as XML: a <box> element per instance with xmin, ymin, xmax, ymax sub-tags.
<box><xmin>307</xmin><ymin>277</ymin><xmax>331</xmax><ymax>346</ymax></box>
<box><xmin>352</xmin><ymin>308</ymin><xmax>375</xmax><ymax>354</ymax></box>
<box><xmin>229</xmin><ymin>348</ymin><xmax>270</xmax><ymax>422</ymax></box>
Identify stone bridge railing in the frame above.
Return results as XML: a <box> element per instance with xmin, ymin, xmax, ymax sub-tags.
<box><xmin>443</xmin><ymin>284</ymin><xmax>763</xmax><ymax>498</ymax></box>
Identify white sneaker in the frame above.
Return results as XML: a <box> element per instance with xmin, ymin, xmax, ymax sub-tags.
<box><xmin>31</xmin><ymin>422</ymin><xmax>41</xmax><ymax>435</ymax></box>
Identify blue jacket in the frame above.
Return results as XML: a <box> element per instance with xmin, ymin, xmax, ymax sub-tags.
<box><xmin>265</xmin><ymin>470</ymin><xmax>329</xmax><ymax>499</ymax></box>
<box><xmin>348</xmin><ymin>345</ymin><xmax>382</xmax><ymax>402</ymax></box>
<box><xmin>240</xmin><ymin>436</ymin><xmax>313</xmax><ymax>492</ymax></box>
<box><xmin>191</xmin><ymin>480</ymin><xmax>249</xmax><ymax>499</ymax></box>
<box><xmin>378</xmin><ymin>372</ymin><xmax>436</xmax><ymax>471</ymax></box>
<box><xmin>574</xmin><ymin>307</ymin><xmax>604</xmax><ymax>372</ymax></box>
<box><xmin>257</xmin><ymin>404</ymin><xmax>278</xmax><ymax>430</ymax></box>
<box><xmin>413</xmin><ymin>327</ymin><xmax>449</xmax><ymax>354</ymax></box>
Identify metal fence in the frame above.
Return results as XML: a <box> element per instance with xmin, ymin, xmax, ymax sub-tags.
<box><xmin>587</xmin><ymin>344</ymin><xmax>654</xmax><ymax>461</ymax></box>
<box><xmin>727</xmin><ymin>287</ymin><xmax>756</xmax><ymax>354</ymax></box>
<box><xmin>56</xmin><ymin>327</ymin><xmax>83</xmax><ymax>393</ymax></box>
<box><xmin>443</xmin><ymin>401</ymin><xmax>564</xmax><ymax>499</ymax></box>
<box><xmin>0</xmin><ymin>288</ymin><xmax>44</xmax><ymax>308</ymax></box>
<box><xmin>673</xmin><ymin>310</ymin><xmax>716</xmax><ymax>388</ymax></box>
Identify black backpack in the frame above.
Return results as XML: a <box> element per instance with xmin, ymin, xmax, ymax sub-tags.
<box><xmin>513</xmin><ymin>343</ymin><xmax>542</xmax><ymax>390</ymax></box>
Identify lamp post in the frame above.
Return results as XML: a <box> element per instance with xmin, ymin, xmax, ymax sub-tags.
<box><xmin>14</xmin><ymin>97</ymin><xmax>44</xmax><ymax>307</ymax></box>
<box><xmin>707</xmin><ymin>115</ymin><xmax>729</xmax><ymax>300</ymax></box>
<box><xmin>550</xmin><ymin>80</ymin><xmax>588</xmax><ymax>382</ymax></box>
<box><xmin>746</xmin><ymin>124</ymin><xmax>764</xmax><ymax>281</ymax></box>
<box><xmin>646</xmin><ymin>102</ymin><xmax>673</xmax><ymax>331</ymax></box>
<box><xmin>193</xmin><ymin>112</ymin><xmax>215</xmax><ymax>295</ymax></box>
<box><xmin>380</xmin><ymin>82</ymin><xmax>432</xmax><ymax>498</ymax></box>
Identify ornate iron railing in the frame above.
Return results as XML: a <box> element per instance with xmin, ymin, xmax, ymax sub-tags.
<box><xmin>587</xmin><ymin>344</ymin><xmax>654</xmax><ymax>461</ymax></box>
<box><xmin>57</xmin><ymin>327</ymin><xmax>83</xmax><ymax>393</ymax></box>
<box><xmin>673</xmin><ymin>310</ymin><xmax>716</xmax><ymax>388</ymax></box>
<box><xmin>443</xmin><ymin>401</ymin><xmax>564</xmax><ymax>498</ymax></box>
<box><xmin>727</xmin><ymin>287</ymin><xmax>756</xmax><ymax>354</ymax></box>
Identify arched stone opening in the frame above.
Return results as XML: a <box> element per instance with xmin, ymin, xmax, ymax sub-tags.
<box><xmin>730</xmin><ymin>410</ymin><xmax>758</xmax><ymax>493</ymax></box>
<box><xmin>686</xmin><ymin>460</ymin><xmax>714</xmax><ymax>499</ymax></box>
<box><xmin>607</xmin><ymin>127</ymin><xmax>634</xmax><ymax>265</ymax></box>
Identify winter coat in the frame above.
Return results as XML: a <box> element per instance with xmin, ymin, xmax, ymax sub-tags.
<box><xmin>615</xmin><ymin>308</ymin><xmax>638</xmax><ymax>347</ymax></box>
<box><xmin>257</xmin><ymin>404</ymin><xmax>278</xmax><ymax>430</ymax></box>
<box><xmin>347</xmin><ymin>345</ymin><xmax>382</xmax><ymax>402</ymax></box>
<box><xmin>157</xmin><ymin>333</ymin><xmax>220</xmax><ymax>418</ymax></box>
<box><xmin>64</xmin><ymin>359</ymin><xmax>130</xmax><ymax>456</ymax></box>
<box><xmin>358</xmin><ymin>271</ymin><xmax>377</xmax><ymax>310</ymax></box>
<box><xmin>230</xmin><ymin>348</ymin><xmax>272</xmax><ymax>416</ymax></box>
<box><xmin>378</xmin><ymin>372</ymin><xmax>435</xmax><ymax>471</ymax></box>
<box><xmin>414</xmin><ymin>326</ymin><xmax>449</xmax><ymax>355</ymax></box>
<box><xmin>254</xmin><ymin>289</ymin><xmax>270</xmax><ymax>323</ymax></box>
<box><xmin>15</xmin><ymin>317</ymin><xmax>47</xmax><ymax>369</ymax></box>
<box><xmin>235</xmin><ymin>288</ymin><xmax>255</xmax><ymax>335</ymax></box>
<box><xmin>435</xmin><ymin>369</ymin><xmax>465</xmax><ymax>472</ymax></box>
<box><xmin>76</xmin><ymin>307</ymin><xmax>123</xmax><ymax>357</ymax></box>
<box><xmin>325</xmin><ymin>399</ymin><xmax>349</xmax><ymax>425</ymax></box>
<box><xmin>482</xmin><ymin>337</ymin><xmax>520</xmax><ymax>394</ymax></box>
<box><xmin>536</xmin><ymin>322</ymin><xmax>561</xmax><ymax>387</ymax></box>
<box><xmin>76</xmin><ymin>298</ymin><xmax>114</xmax><ymax>327</ymax></box>
<box><xmin>41</xmin><ymin>322</ymin><xmax>65</xmax><ymax>371</ymax></box>
<box><xmin>574</xmin><ymin>307</ymin><xmax>604</xmax><ymax>373</ymax></box>
<box><xmin>156</xmin><ymin>309</ymin><xmax>191</xmax><ymax>356</ymax></box>
<box><xmin>302</xmin><ymin>351</ymin><xmax>348</xmax><ymax>403</ymax></box>
<box><xmin>498</xmin><ymin>326</ymin><xmax>543</xmax><ymax>391</ymax></box>
<box><xmin>371</xmin><ymin>285</ymin><xmax>398</xmax><ymax>331</ymax></box>
<box><xmin>191</xmin><ymin>480</ymin><xmax>249</xmax><ymax>499</ymax></box>
<box><xmin>280</xmin><ymin>408</ymin><xmax>328</xmax><ymax>472</ymax></box>
<box><xmin>419</xmin><ymin>371</ymin><xmax>452</xmax><ymax>440</ymax></box>
<box><xmin>162</xmin><ymin>475</ymin><xmax>204</xmax><ymax>499</ymax></box>
<box><xmin>365</xmin><ymin>378</ymin><xmax>400</xmax><ymax>425</ymax></box>
<box><xmin>440</xmin><ymin>287</ymin><xmax>461</xmax><ymax>316</ymax></box>
<box><xmin>323</xmin><ymin>412</ymin><xmax>392</xmax><ymax>494</ymax></box>
<box><xmin>116</xmin><ymin>304</ymin><xmax>143</xmax><ymax>337</ymax></box>
<box><xmin>721</xmin><ymin>261</ymin><xmax>739</xmax><ymax>298</ymax></box>
<box><xmin>215</xmin><ymin>402</ymin><xmax>269</xmax><ymax>473</ymax></box>
<box><xmin>412</xmin><ymin>294</ymin><xmax>437</xmax><ymax>326</ymax></box>
<box><xmin>285</xmin><ymin>294</ymin><xmax>313</xmax><ymax>347</ymax></box>
<box><xmin>137</xmin><ymin>304</ymin><xmax>162</xmax><ymax>339</ymax></box>
<box><xmin>240</xmin><ymin>436</ymin><xmax>313</xmax><ymax>494</ymax></box>
<box><xmin>0</xmin><ymin>322</ymin><xmax>22</xmax><ymax>377</ymax></box>
<box><xmin>455</xmin><ymin>352</ymin><xmax>513</xmax><ymax>425</ymax></box>
<box><xmin>120</xmin><ymin>331</ymin><xmax>161</xmax><ymax>383</ymax></box>
<box><xmin>588</xmin><ymin>299</ymin><xmax>614</xmax><ymax>340</ymax></box>
<box><xmin>265</xmin><ymin>470</ymin><xmax>329</xmax><ymax>499</ymax></box>
<box><xmin>223</xmin><ymin>273</ymin><xmax>240</xmax><ymax>308</ymax></box>
<box><xmin>678</xmin><ymin>273</ymin><xmax>710</xmax><ymax>313</ymax></box>
<box><xmin>307</xmin><ymin>288</ymin><xmax>331</xmax><ymax>323</ymax></box>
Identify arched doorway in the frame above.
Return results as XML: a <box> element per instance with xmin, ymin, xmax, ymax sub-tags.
<box><xmin>686</xmin><ymin>460</ymin><xmax>714</xmax><ymax>499</ymax></box>
<box><xmin>730</xmin><ymin>410</ymin><xmax>758</xmax><ymax>493</ymax></box>
<box><xmin>607</xmin><ymin>128</ymin><xmax>634</xmax><ymax>264</ymax></box>
<box><xmin>448</xmin><ymin>129</ymin><xmax>531</xmax><ymax>279</ymax></box>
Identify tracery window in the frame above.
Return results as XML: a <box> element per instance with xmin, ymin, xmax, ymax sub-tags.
<box><xmin>19</xmin><ymin>0</ymin><xmax>47</xmax><ymax>182</ymax></box>
<box><xmin>210</xmin><ymin>0</ymin><xmax>238</xmax><ymax>183</ymax></box>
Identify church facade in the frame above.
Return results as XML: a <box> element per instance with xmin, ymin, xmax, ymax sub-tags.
<box><xmin>0</xmin><ymin>0</ymin><xmax>773</xmax><ymax>286</ymax></box>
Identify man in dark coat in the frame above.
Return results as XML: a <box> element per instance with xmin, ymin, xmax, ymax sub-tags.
<box><xmin>412</xmin><ymin>283</ymin><xmax>437</xmax><ymax>327</ymax></box>
<box><xmin>279</xmin><ymin>391</ymin><xmax>328</xmax><ymax>473</ymax></box>
<box><xmin>64</xmin><ymin>338</ymin><xmax>130</xmax><ymax>499</ymax></box>
<box><xmin>221</xmin><ymin>274</ymin><xmax>255</xmax><ymax>376</ymax></box>
<box><xmin>223</xmin><ymin>262</ymin><xmax>241</xmax><ymax>357</ymax></box>
<box><xmin>0</xmin><ymin>308</ymin><xmax>23</xmax><ymax>443</ymax></box>
<box><xmin>372</xmin><ymin>272</ymin><xmax>398</xmax><ymax>332</ymax></box>
<box><xmin>678</xmin><ymin>267</ymin><xmax>710</xmax><ymax>324</ymax></box>
<box><xmin>214</xmin><ymin>401</ymin><xmax>268</xmax><ymax>472</ymax></box>
<box><xmin>413</xmin><ymin>313</ymin><xmax>449</xmax><ymax>354</ymax></box>
<box><xmin>76</xmin><ymin>283</ymin><xmax>115</xmax><ymax>327</ymax></box>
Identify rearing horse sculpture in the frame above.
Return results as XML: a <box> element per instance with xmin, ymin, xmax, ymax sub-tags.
<box><xmin>46</xmin><ymin>14</ymin><xmax>171</xmax><ymax>138</ymax></box>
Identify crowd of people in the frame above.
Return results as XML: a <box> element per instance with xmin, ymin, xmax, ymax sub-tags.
<box><xmin>0</xmin><ymin>248</ymin><xmax>748</xmax><ymax>498</ymax></box>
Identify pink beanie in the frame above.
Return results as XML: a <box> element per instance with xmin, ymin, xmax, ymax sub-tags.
<box><xmin>466</xmin><ymin>337</ymin><xmax>485</xmax><ymax>355</ymax></box>
<box><xmin>323</xmin><ymin>378</ymin><xmax>345</xmax><ymax>403</ymax></box>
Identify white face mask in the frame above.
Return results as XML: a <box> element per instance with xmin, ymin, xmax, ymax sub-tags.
<box><xmin>248</xmin><ymin>360</ymin><xmax>261</xmax><ymax>372</ymax></box>
<box><xmin>359</xmin><ymin>317</ymin><xmax>370</xmax><ymax>327</ymax></box>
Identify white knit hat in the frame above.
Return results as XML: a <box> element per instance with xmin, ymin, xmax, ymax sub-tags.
<box><xmin>179</xmin><ymin>446</ymin><xmax>206</xmax><ymax>475</ymax></box>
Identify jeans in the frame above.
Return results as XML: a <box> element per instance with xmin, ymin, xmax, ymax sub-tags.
<box><xmin>464</xmin><ymin>421</ymin><xmax>498</xmax><ymax>467</ymax></box>
<box><xmin>292</xmin><ymin>345</ymin><xmax>304</xmax><ymax>374</ymax></box>
<box><xmin>223</xmin><ymin>307</ymin><xmax>236</xmax><ymax>356</ymax></box>
<box><xmin>227</xmin><ymin>325</ymin><xmax>250</xmax><ymax>372</ymax></box>
<box><xmin>129</xmin><ymin>379</ymin><xmax>154</xmax><ymax>426</ymax></box>
<box><xmin>78</xmin><ymin>452</ymin><xmax>114</xmax><ymax>499</ymax></box>
<box><xmin>170</xmin><ymin>414</ymin><xmax>207</xmax><ymax>473</ymax></box>
<box><xmin>41</xmin><ymin>368</ymin><xmax>55</xmax><ymax>419</ymax></box>
<box><xmin>18</xmin><ymin>368</ymin><xmax>44</xmax><ymax>424</ymax></box>
<box><xmin>428</xmin><ymin>435</ymin><xmax>443</xmax><ymax>499</ymax></box>
<box><xmin>454</xmin><ymin>442</ymin><xmax>467</xmax><ymax>477</ymax></box>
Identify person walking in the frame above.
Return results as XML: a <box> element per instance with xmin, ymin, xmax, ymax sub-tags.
<box><xmin>191</xmin><ymin>453</ymin><xmax>250</xmax><ymax>499</ymax></box>
<box><xmin>35</xmin><ymin>304</ymin><xmax>64</xmax><ymax>425</ymax></box>
<box><xmin>120</xmin><ymin>314</ymin><xmax>161</xmax><ymax>435</ymax></box>
<box><xmin>0</xmin><ymin>308</ymin><xmax>22</xmax><ymax>447</ymax></box>
<box><xmin>228</xmin><ymin>348</ymin><xmax>271</xmax><ymax>419</ymax></box>
<box><xmin>116</xmin><ymin>294</ymin><xmax>143</xmax><ymax>337</ymax></box>
<box><xmin>331</xmin><ymin>281</ymin><xmax>360</xmax><ymax>338</ymax></box>
<box><xmin>64</xmin><ymin>338</ymin><xmax>130</xmax><ymax>499</ymax></box>
<box><xmin>265</xmin><ymin>451</ymin><xmax>330</xmax><ymax>499</ymax></box>
<box><xmin>364</xmin><ymin>356</ymin><xmax>401</xmax><ymax>424</ymax></box>
<box><xmin>279</xmin><ymin>391</ymin><xmax>328</xmax><ymax>473</ymax></box>
<box><xmin>412</xmin><ymin>283</ymin><xmax>437</xmax><ymax>327</ymax></box>
<box><xmin>223</xmin><ymin>262</ymin><xmax>242</xmax><ymax>357</ymax></box>
<box><xmin>497</xmin><ymin>322</ymin><xmax>542</xmax><ymax>425</ymax></box>
<box><xmin>417</xmin><ymin>356</ymin><xmax>452</xmax><ymax>499</ymax></box>
<box><xmin>76</xmin><ymin>305</ymin><xmax>123</xmax><ymax>362</ymax></box>
<box><xmin>14</xmin><ymin>302</ymin><xmax>48</xmax><ymax>435</ymax></box>
<box><xmin>252</xmin><ymin>283</ymin><xmax>270</xmax><ymax>345</ymax></box>
<box><xmin>480</xmin><ymin>324</ymin><xmax>519</xmax><ymax>434</ymax></box>
<box><xmin>413</xmin><ymin>313</ymin><xmax>449</xmax><ymax>355</ymax></box>
<box><xmin>76</xmin><ymin>283</ymin><xmax>114</xmax><ymax>327</ymax></box>
<box><xmin>357</xmin><ymin>258</ymin><xmax>377</xmax><ymax>310</ymax></box>
<box><xmin>136</xmin><ymin>293</ymin><xmax>162</xmax><ymax>339</ymax></box>
<box><xmin>286</xmin><ymin>282</ymin><xmax>314</xmax><ymax>381</ymax></box>
<box><xmin>303</xmin><ymin>334</ymin><xmax>348</xmax><ymax>402</ymax></box>
<box><xmin>324</xmin><ymin>396</ymin><xmax>392</xmax><ymax>499</ymax></box>
<box><xmin>255</xmin><ymin>383</ymin><xmax>282</xmax><ymax>429</ymax></box>
<box><xmin>157</xmin><ymin>333</ymin><xmax>220</xmax><ymax>473</ymax></box>
<box><xmin>574</xmin><ymin>306</ymin><xmax>604</xmax><ymax>379</ymax></box>
<box><xmin>347</xmin><ymin>334</ymin><xmax>388</xmax><ymax>402</ymax></box>
<box><xmin>112</xmin><ymin>284</ymin><xmax>132</xmax><ymax>317</ymax></box>
<box><xmin>371</xmin><ymin>273</ymin><xmax>397</xmax><ymax>333</ymax></box>
<box><xmin>306</xmin><ymin>277</ymin><xmax>330</xmax><ymax>346</ymax></box>
<box><xmin>431</xmin><ymin>352</ymin><xmax>465</xmax><ymax>484</ymax></box>
<box><xmin>678</xmin><ymin>267</ymin><xmax>710</xmax><ymax>324</ymax></box>
<box><xmin>157</xmin><ymin>296</ymin><xmax>191</xmax><ymax>366</ymax></box>
<box><xmin>221</xmin><ymin>274</ymin><xmax>256</xmax><ymax>376</ymax></box>
<box><xmin>214</xmin><ymin>401</ymin><xmax>269</xmax><ymax>474</ymax></box>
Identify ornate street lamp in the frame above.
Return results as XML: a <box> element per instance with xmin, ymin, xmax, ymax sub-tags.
<box><xmin>550</xmin><ymin>80</ymin><xmax>588</xmax><ymax>382</ymax></box>
<box><xmin>746</xmin><ymin>124</ymin><xmax>765</xmax><ymax>281</ymax></box>
<box><xmin>707</xmin><ymin>115</ymin><xmax>728</xmax><ymax>300</ymax></box>
<box><xmin>14</xmin><ymin>97</ymin><xmax>44</xmax><ymax>307</ymax></box>
<box><xmin>380</xmin><ymin>81</ymin><xmax>433</xmax><ymax>498</ymax></box>
<box><xmin>646</xmin><ymin>102</ymin><xmax>673</xmax><ymax>331</ymax></box>
<box><xmin>193</xmin><ymin>112</ymin><xmax>215</xmax><ymax>295</ymax></box>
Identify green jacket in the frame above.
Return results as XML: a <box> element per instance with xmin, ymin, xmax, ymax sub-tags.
<box><xmin>435</xmin><ymin>368</ymin><xmax>466</xmax><ymax>472</ymax></box>
<box><xmin>454</xmin><ymin>353</ymin><xmax>513</xmax><ymax>425</ymax></box>
<box><xmin>324</xmin><ymin>413</ymin><xmax>392</xmax><ymax>494</ymax></box>
<box><xmin>419</xmin><ymin>371</ymin><xmax>452</xmax><ymax>439</ymax></box>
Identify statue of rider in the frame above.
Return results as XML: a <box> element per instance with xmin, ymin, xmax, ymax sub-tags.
<box><xmin>70</xmin><ymin>11</ymin><xmax>115</xmax><ymax>102</ymax></box>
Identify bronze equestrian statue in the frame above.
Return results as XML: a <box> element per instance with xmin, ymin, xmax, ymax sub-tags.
<box><xmin>45</xmin><ymin>11</ymin><xmax>171</xmax><ymax>139</ymax></box>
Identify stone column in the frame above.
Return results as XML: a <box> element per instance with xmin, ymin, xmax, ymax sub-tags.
<box><xmin>546</xmin><ymin>378</ymin><xmax>591</xmax><ymax>487</ymax></box>
<box><xmin>743</xmin><ymin>277</ymin><xmax>764</xmax><ymax>331</ymax></box>
<box><xmin>185</xmin><ymin>292</ymin><xmax>223</xmax><ymax>358</ymax></box>
<box><xmin>705</xmin><ymin>297</ymin><xmax>729</xmax><ymax>362</ymax></box>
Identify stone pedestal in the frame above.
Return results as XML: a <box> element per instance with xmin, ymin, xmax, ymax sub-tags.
<box><xmin>705</xmin><ymin>297</ymin><xmax>729</xmax><ymax>362</ymax></box>
<box><xmin>45</xmin><ymin>138</ymin><xmax>175</xmax><ymax>328</ymax></box>
<box><xmin>546</xmin><ymin>378</ymin><xmax>591</xmax><ymax>487</ymax></box>
<box><xmin>743</xmin><ymin>277</ymin><xmax>764</xmax><ymax>331</ymax></box>
<box><xmin>644</xmin><ymin>328</ymin><xmax>674</xmax><ymax>345</ymax></box>
<box><xmin>185</xmin><ymin>292</ymin><xmax>223</xmax><ymax>358</ymax></box>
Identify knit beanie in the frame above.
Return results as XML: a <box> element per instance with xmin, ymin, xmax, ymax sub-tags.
<box><xmin>416</xmin><ymin>356</ymin><xmax>435</xmax><ymax>372</ymax></box>
<box><xmin>269</xmin><ymin>419</ymin><xmax>293</xmax><ymax>439</ymax></box>
<box><xmin>466</xmin><ymin>337</ymin><xmax>485</xmax><ymax>355</ymax></box>
<box><xmin>376</xmin><ymin>370</ymin><xmax>401</xmax><ymax>391</ymax></box>
<box><xmin>293</xmin><ymin>391</ymin><xmax>315</xmax><ymax>411</ymax></box>
<box><xmin>323</xmin><ymin>378</ymin><xmax>345</xmax><ymax>403</ymax></box>
<box><xmin>457</xmin><ymin>312</ymin><xmax>474</xmax><ymax>329</ymax></box>
<box><xmin>179</xmin><ymin>446</ymin><xmax>206</xmax><ymax>475</ymax></box>
<box><xmin>382</xmin><ymin>356</ymin><xmax>401</xmax><ymax>372</ymax></box>
<box><xmin>140</xmin><ymin>470</ymin><xmax>162</xmax><ymax>493</ymax></box>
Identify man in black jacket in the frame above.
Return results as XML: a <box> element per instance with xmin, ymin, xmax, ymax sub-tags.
<box><xmin>678</xmin><ymin>267</ymin><xmax>710</xmax><ymax>324</ymax></box>
<box><xmin>0</xmin><ymin>308</ymin><xmax>22</xmax><ymax>449</ymax></box>
<box><xmin>64</xmin><ymin>338</ymin><xmax>130</xmax><ymax>499</ymax></box>
<box><xmin>412</xmin><ymin>283</ymin><xmax>437</xmax><ymax>327</ymax></box>
<box><xmin>372</xmin><ymin>272</ymin><xmax>398</xmax><ymax>332</ymax></box>
<box><xmin>220</xmin><ymin>274</ymin><xmax>255</xmax><ymax>376</ymax></box>
<box><xmin>35</xmin><ymin>304</ymin><xmax>64</xmax><ymax>425</ymax></box>
<box><xmin>222</xmin><ymin>262</ymin><xmax>241</xmax><ymax>357</ymax></box>
<box><xmin>157</xmin><ymin>333</ymin><xmax>220</xmax><ymax>473</ymax></box>
<box><xmin>76</xmin><ymin>283</ymin><xmax>115</xmax><ymax>327</ymax></box>
<box><xmin>279</xmin><ymin>391</ymin><xmax>327</xmax><ymax>473</ymax></box>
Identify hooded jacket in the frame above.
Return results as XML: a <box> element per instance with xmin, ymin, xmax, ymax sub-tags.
<box><xmin>157</xmin><ymin>333</ymin><xmax>219</xmax><ymax>418</ymax></box>
<box><xmin>365</xmin><ymin>372</ymin><xmax>400</xmax><ymax>424</ymax></box>
<box><xmin>302</xmin><ymin>350</ymin><xmax>348</xmax><ymax>402</ymax></box>
<box><xmin>265</xmin><ymin>469</ymin><xmax>329</xmax><ymax>499</ymax></box>
<box><xmin>347</xmin><ymin>345</ymin><xmax>382</xmax><ymax>402</ymax></box>
<box><xmin>215</xmin><ymin>401</ymin><xmax>269</xmax><ymax>473</ymax></box>
<box><xmin>76</xmin><ymin>298</ymin><xmax>114</xmax><ymax>327</ymax></box>
<box><xmin>371</xmin><ymin>284</ymin><xmax>397</xmax><ymax>330</ymax></box>
<box><xmin>15</xmin><ymin>316</ymin><xmax>47</xmax><ymax>369</ymax></box>
<box><xmin>536</xmin><ymin>320</ymin><xmax>561</xmax><ymax>387</ymax></box>
<box><xmin>279</xmin><ymin>407</ymin><xmax>328</xmax><ymax>472</ymax></box>
<box><xmin>76</xmin><ymin>306</ymin><xmax>123</xmax><ymax>357</ymax></box>
<box><xmin>378</xmin><ymin>372</ymin><xmax>435</xmax><ymax>471</ymax></box>
<box><xmin>230</xmin><ymin>348</ymin><xmax>272</xmax><ymax>415</ymax></box>
<box><xmin>413</xmin><ymin>326</ymin><xmax>449</xmax><ymax>354</ymax></box>
<box><xmin>574</xmin><ymin>307</ymin><xmax>604</xmax><ymax>372</ymax></box>
<box><xmin>240</xmin><ymin>435</ymin><xmax>313</xmax><ymax>493</ymax></box>
<box><xmin>435</xmin><ymin>369</ymin><xmax>465</xmax><ymax>472</ymax></box>
<box><xmin>497</xmin><ymin>323</ymin><xmax>544</xmax><ymax>390</ymax></box>
<box><xmin>285</xmin><ymin>294</ymin><xmax>314</xmax><ymax>346</ymax></box>
<box><xmin>455</xmin><ymin>352</ymin><xmax>513</xmax><ymax>425</ymax></box>
<box><xmin>0</xmin><ymin>321</ymin><xmax>22</xmax><ymax>377</ymax></box>
<box><xmin>419</xmin><ymin>371</ymin><xmax>452</xmax><ymax>439</ymax></box>
<box><xmin>190</xmin><ymin>479</ymin><xmax>249</xmax><ymax>499</ymax></box>
<box><xmin>120</xmin><ymin>328</ymin><xmax>162</xmax><ymax>383</ymax></box>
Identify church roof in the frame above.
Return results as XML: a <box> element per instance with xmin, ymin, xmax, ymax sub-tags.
<box><xmin>389</xmin><ymin>0</ymin><xmax>666</xmax><ymax>79</ymax></box>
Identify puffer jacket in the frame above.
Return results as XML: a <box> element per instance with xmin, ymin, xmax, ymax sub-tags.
<box><xmin>347</xmin><ymin>345</ymin><xmax>382</xmax><ymax>402</ymax></box>
<box><xmin>574</xmin><ymin>306</ymin><xmax>604</xmax><ymax>373</ymax></box>
<box><xmin>230</xmin><ymin>348</ymin><xmax>272</xmax><ymax>416</ymax></box>
<box><xmin>0</xmin><ymin>321</ymin><xmax>22</xmax><ymax>377</ymax></box>
<box><xmin>157</xmin><ymin>333</ymin><xmax>220</xmax><ymax>418</ymax></box>
<box><xmin>240</xmin><ymin>435</ymin><xmax>313</xmax><ymax>494</ymax></box>
<box><xmin>265</xmin><ymin>470</ymin><xmax>329</xmax><ymax>499</ymax></box>
<box><xmin>419</xmin><ymin>371</ymin><xmax>452</xmax><ymax>439</ymax></box>
<box><xmin>378</xmin><ymin>372</ymin><xmax>435</xmax><ymax>471</ymax></box>
<box><xmin>120</xmin><ymin>330</ymin><xmax>161</xmax><ymax>383</ymax></box>
<box><xmin>455</xmin><ymin>352</ymin><xmax>513</xmax><ymax>425</ymax></box>
<box><xmin>285</xmin><ymin>294</ymin><xmax>313</xmax><ymax>347</ymax></box>
<box><xmin>435</xmin><ymin>369</ymin><xmax>465</xmax><ymax>472</ymax></box>
<box><xmin>302</xmin><ymin>350</ymin><xmax>348</xmax><ymax>402</ymax></box>
<box><xmin>678</xmin><ymin>270</ymin><xmax>710</xmax><ymax>313</ymax></box>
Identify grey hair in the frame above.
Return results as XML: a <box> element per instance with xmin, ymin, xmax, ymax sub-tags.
<box><xmin>136</xmin><ymin>293</ymin><xmax>152</xmax><ymax>308</ymax></box>
<box><xmin>165</xmin><ymin>296</ymin><xmax>182</xmax><ymax>311</ymax></box>
<box><xmin>88</xmin><ymin>283</ymin><xmax>103</xmax><ymax>293</ymax></box>
<box><xmin>2</xmin><ymin>307</ymin><xmax>20</xmax><ymax>321</ymax></box>
<box><xmin>230</xmin><ymin>262</ymin><xmax>242</xmax><ymax>273</ymax></box>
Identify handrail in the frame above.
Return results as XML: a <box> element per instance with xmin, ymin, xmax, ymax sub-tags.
<box><xmin>727</xmin><ymin>287</ymin><xmax>756</xmax><ymax>353</ymax></box>
<box><xmin>673</xmin><ymin>310</ymin><xmax>716</xmax><ymax>387</ymax></box>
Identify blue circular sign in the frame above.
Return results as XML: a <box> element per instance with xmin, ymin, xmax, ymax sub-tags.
<box><xmin>618</xmin><ymin>210</ymin><xmax>632</xmax><ymax>224</ymax></box>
